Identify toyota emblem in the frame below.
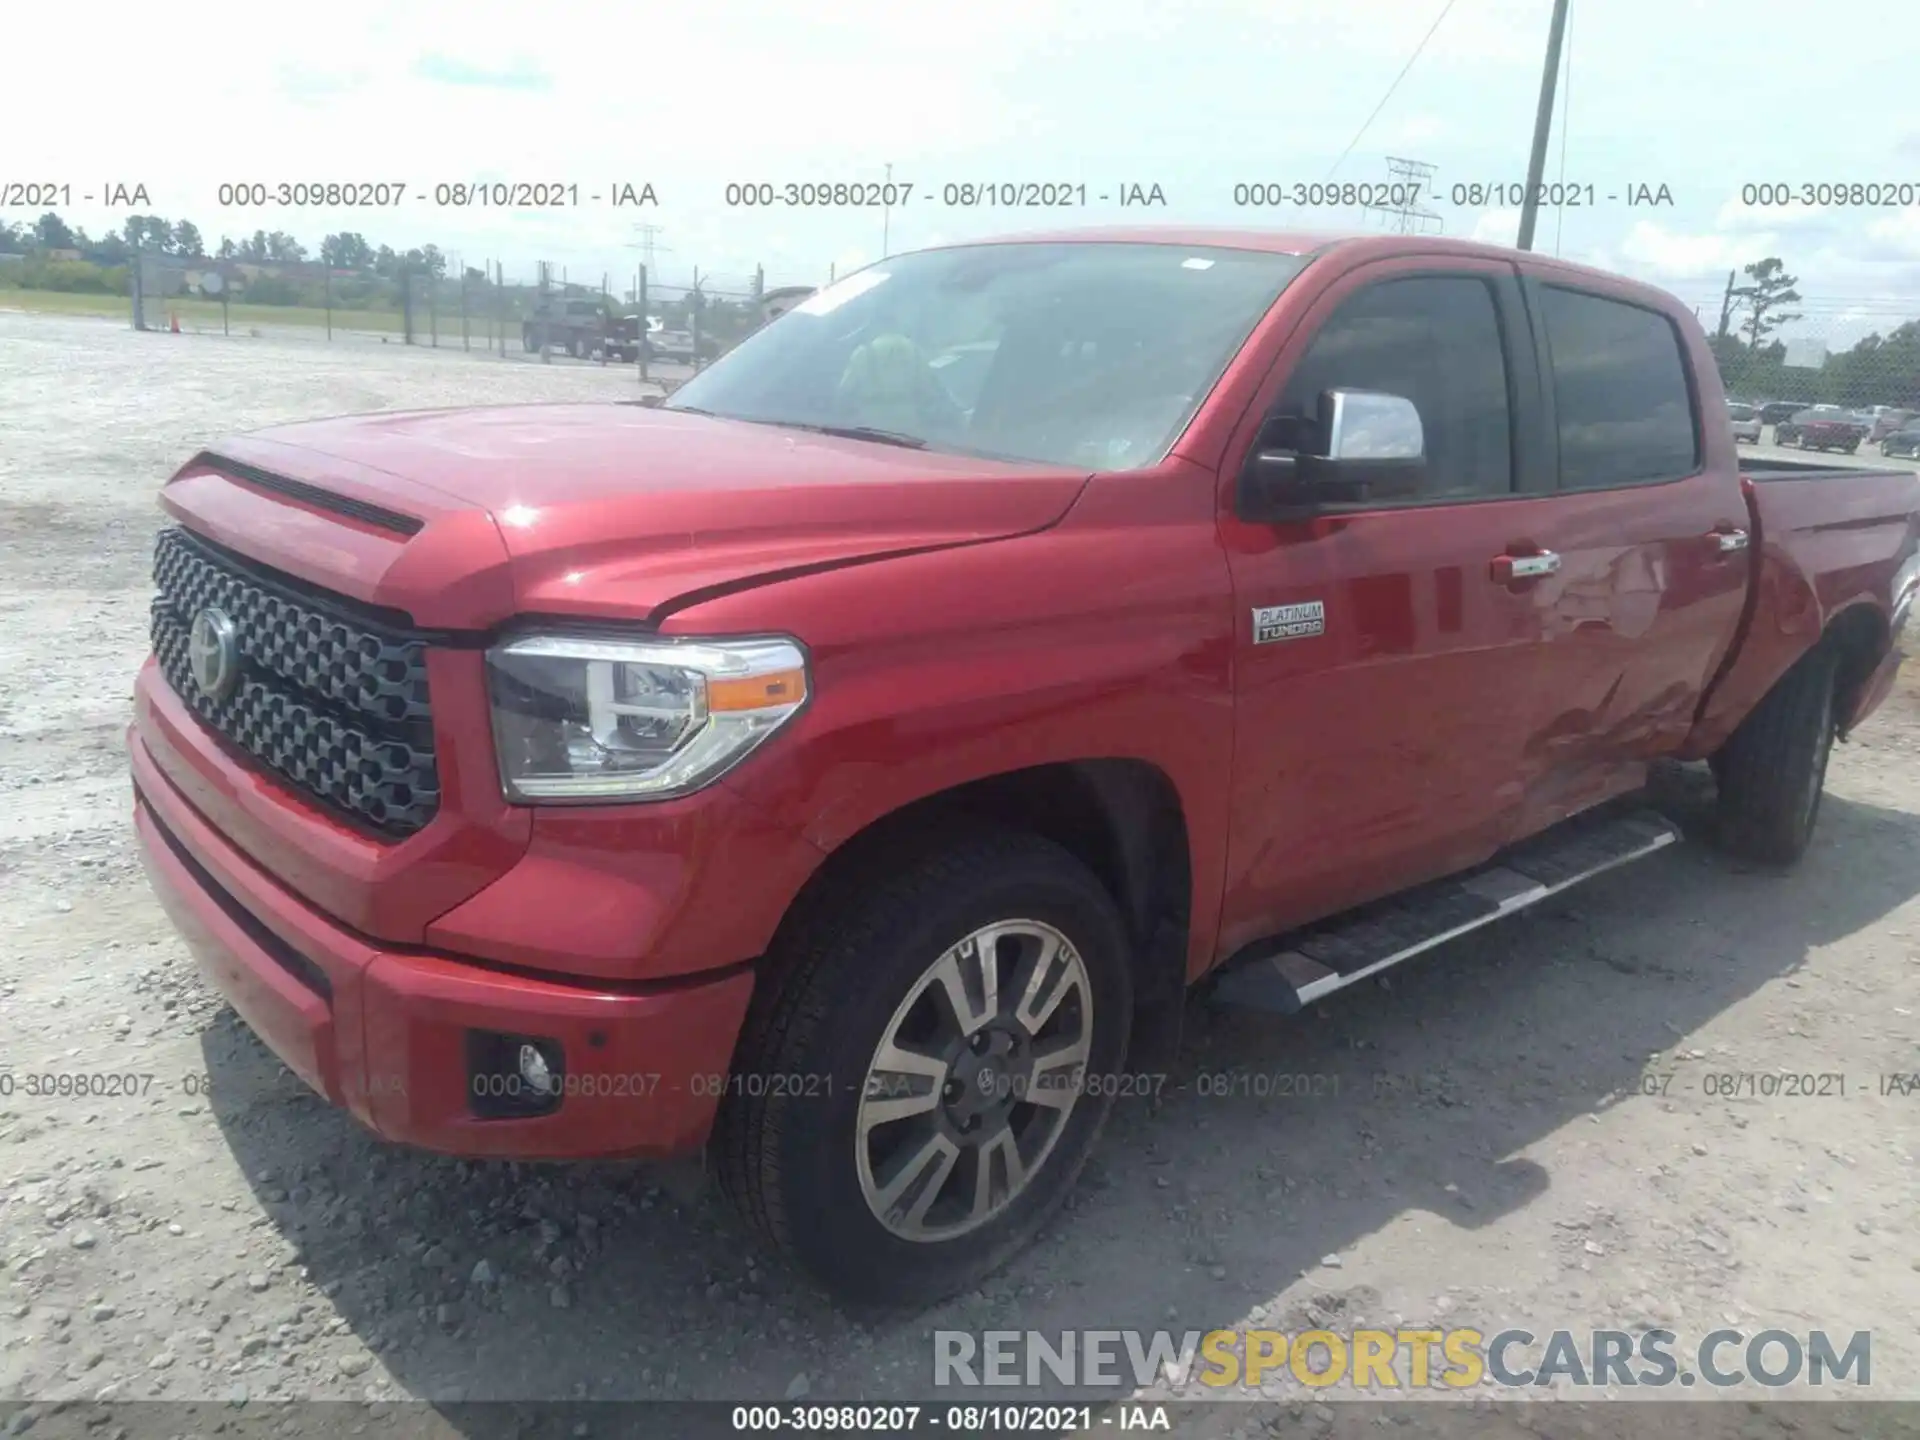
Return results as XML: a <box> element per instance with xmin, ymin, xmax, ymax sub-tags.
<box><xmin>187</xmin><ymin>607</ymin><xmax>240</xmax><ymax>702</ymax></box>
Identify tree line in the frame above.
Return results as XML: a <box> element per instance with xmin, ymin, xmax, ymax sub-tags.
<box><xmin>0</xmin><ymin>209</ymin><xmax>763</xmax><ymax>342</ymax></box>
<box><xmin>1706</xmin><ymin>257</ymin><xmax>1920</xmax><ymax>409</ymax></box>
<box><xmin>0</xmin><ymin>211</ymin><xmax>453</xmax><ymax>285</ymax></box>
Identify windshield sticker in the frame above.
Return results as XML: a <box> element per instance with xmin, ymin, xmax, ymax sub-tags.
<box><xmin>1181</xmin><ymin>257</ymin><xmax>1217</xmax><ymax>270</ymax></box>
<box><xmin>795</xmin><ymin>270</ymin><xmax>892</xmax><ymax>315</ymax></box>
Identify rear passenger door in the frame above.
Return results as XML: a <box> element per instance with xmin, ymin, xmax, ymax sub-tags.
<box><xmin>1510</xmin><ymin>278</ymin><xmax>1752</xmax><ymax>832</ymax></box>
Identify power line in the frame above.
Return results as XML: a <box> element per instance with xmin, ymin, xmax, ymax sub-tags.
<box><xmin>1325</xmin><ymin>0</ymin><xmax>1462</xmax><ymax>181</ymax></box>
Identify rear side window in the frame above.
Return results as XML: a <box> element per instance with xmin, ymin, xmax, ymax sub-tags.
<box><xmin>1271</xmin><ymin>275</ymin><xmax>1513</xmax><ymax>499</ymax></box>
<box><xmin>1540</xmin><ymin>287</ymin><xmax>1699</xmax><ymax>488</ymax></box>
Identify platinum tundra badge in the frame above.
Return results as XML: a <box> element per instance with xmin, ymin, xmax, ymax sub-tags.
<box><xmin>1253</xmin><ymin>601</ymin><xmax>1326</xmax><ymax>644</ymax></box>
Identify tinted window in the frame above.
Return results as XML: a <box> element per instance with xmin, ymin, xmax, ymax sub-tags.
<box><xmin>1727</xmin><ymin>403</ymin><xmax>1756</xmax><ymax>420</ymax></box>
<box><xmin>1541</xmin><ymin>288</ymin><xmax>1698</xmax><ymax>487</ymax></box>
<box><xmin>667</xmin><ymin>243</ymin><xmax>1309</xmax><ymax>471</ymax></box>
<box><xmin>1269</xmin><ymin>275</ymin><xmax>1513</xmax><ymax>499</ymax></box>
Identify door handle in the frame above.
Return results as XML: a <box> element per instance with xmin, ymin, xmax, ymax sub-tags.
<box><xmin>1710</xmin><ymin>528</ymin><xmax>1750</xmax><ymax>553</ymax></box>
<box><xmin>1491</xmin><ymin>550</ymin><xmax>1561</xmax><ymax>583</ymax></box>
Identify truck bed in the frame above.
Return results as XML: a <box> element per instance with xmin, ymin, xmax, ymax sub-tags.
<box><xmin>1685</xmin><ymin>461</ymin><xmax>1920</xmax><ymax>755</ymax></box>
<box><xmin>1740</xmin><ymin>456</ymin><xmax>1914</xmax><ymax>479</ymax></box>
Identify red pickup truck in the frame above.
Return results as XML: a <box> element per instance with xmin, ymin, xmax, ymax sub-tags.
<box><xmin>1774</xmin><ymin>405</ymin><xmax>1869</xmax><ymax>453</ymax></box>
<box><xmin>130</xmin><ymin>230</ymin><xmax>1919</xmax><ymax>1308</ymax></box>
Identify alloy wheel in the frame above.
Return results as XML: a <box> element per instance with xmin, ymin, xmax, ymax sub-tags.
<box><xmin>855</xmin><ymin>920</ymin><xmax>1093</xmax><ymax>1242</ymax></box>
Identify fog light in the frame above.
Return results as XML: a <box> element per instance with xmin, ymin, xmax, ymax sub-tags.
<box><xmin>466</xmin><ymin>1031</ymin><xmax>566</xmax><ymax>1119</ymax></box>
<box><xmin>518</xmin><ymin>1043</ymin><xmax>555</xmax><ymax>1095</ymax></box>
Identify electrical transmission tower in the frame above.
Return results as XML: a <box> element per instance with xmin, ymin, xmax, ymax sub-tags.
<box><xmin>628</xmin><ymin>223</ymin><xmax>671</xmax><ymax>275</ymax></box>
<box><xmin>1362</xmin><ymin>157</ymin><xmax>1443</xmax><ymax>235</ymax></box>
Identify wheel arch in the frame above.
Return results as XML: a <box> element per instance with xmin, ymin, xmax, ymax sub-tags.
<box><xmin>1823</xmin><ymin>600</ymin><xmax>1893</xmax><ymax>736</ymax></box>
<box><xmin>761</xmin><ymin>759</ymin><xmax>1195</xmax><ymax>1071</ymax></box>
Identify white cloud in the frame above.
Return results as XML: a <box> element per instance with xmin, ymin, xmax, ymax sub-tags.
<box><xmin>1380</xmin><ymin>114</ymin><xmax>1447</xmax><ymax>147</ymax></box>
<box><xmin>1469</xmin><ymin>208</ymin><xmax>1522</xmax><ymax>245</ymax></box>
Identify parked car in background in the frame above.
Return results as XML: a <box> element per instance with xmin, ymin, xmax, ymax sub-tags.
<box><xmin>1868</xmin><ymin>408</ymin><xmax>1916</xmax><ymax>443</ymax></box>
<box><xmin>522</xmin><ymin>295</ymin><xmax>635</xmax><ymax>360</ymax></box>
<box><xmin>1759</xmin><ymin>400</ymin><xmax>1804</xmax><ymax>427</ymax></box>
<box><xmin>1726</xmin><ymin>401</ymin><xmax>1762</xmax><ymax>443</ymax></box>
<box><xmin>648</xmin><ymin>328</ymin><xmax>697</xmax><ymax>365</ymax></box>
<box><xmin>1881</xmin><ymin>423</ymin><xmax>1920</xmax><ymax>459</ymax></box>
<box><xmin>1776</xmin><ymin>405</ymin><xmax>1868</xmax><ymax>453</ymax></box>
<box><xmin>757</xmin><ymin>286</ymin><xmax>818</xmax><ymax>328</ymax></box>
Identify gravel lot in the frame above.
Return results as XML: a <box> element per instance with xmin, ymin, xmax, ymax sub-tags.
<box><xmin>2</xmin><ymin>310</ymin><xmax>1918</xmax><ymax>1434</ymax></box>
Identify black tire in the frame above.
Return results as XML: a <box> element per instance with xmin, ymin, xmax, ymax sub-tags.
<box><xmin>713</xmin><ymin>828</ymin><xmax>1133</xmax><ymax>1310</ymax></box>
<box><xmin>1844</xmin><ymin>442</ymin><xmax>1859</xmax><ymax>454</ymax></box>
<box><xmin>1711</xmin><ymin>644</ymin><xmax>1840</xmax><ymax>865</ymax></box>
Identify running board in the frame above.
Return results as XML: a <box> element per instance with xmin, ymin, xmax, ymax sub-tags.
<box><xmin>1206</xmin><ymin>807</ymin><xmax>1681</xmax><ymax>1014</ymax></box>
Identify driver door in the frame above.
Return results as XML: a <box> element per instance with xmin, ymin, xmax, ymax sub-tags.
<box><xmin>1215</xmin><ymin>257</ymin><xmax>1559</xmax><ymax>955</ymax></box>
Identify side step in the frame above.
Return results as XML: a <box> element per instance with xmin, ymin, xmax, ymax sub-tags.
<box><xmin>1206</xmin><ymin>806</ymin><xmax>1681</xmax><ymax>1014</ymax></box>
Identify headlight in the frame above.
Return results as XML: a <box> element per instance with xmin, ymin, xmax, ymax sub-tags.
<box><xmin>486</xmin><ymin>633</ymin><xmax>809</xmax><ymax>801</ymax></box>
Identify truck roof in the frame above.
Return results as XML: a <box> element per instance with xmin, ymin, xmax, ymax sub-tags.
<box><xmin>957</xmin><ymin>226</ymin><xmax>1678</xmax><ymax>303</ymax></box>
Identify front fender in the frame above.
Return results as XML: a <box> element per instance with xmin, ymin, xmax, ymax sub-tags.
<box><xmin>668</xmin><ymin>471</ymin><xmax>1238</xmax><ymax>976</ymax></box>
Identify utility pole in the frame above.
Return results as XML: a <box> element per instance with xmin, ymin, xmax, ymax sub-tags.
<box><xmin>625</xmin><ymin>225</ymin><xmax>673</xmax><ymax>321</ymax></box>
<box><xmin>1515</xmin><ymin>0</ymin><xmax>1572</xmax><ymax>252</ymax></box>
<box><xmin>881</xmin><ymin>162</ymin><xmax>893</xmax><ymax>259</ymax></box>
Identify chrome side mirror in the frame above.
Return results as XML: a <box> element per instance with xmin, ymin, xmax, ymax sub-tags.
<box><xmin>1323</xmin><ymin>389</ymin><xmax>1425</xmax><ymax>462</ymax></box>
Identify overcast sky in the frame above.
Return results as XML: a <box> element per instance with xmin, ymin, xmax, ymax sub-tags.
<box><xmin>10</xmin><ymin>0</ymin><xmax>1916</xmax><ymax>347</ymax></box>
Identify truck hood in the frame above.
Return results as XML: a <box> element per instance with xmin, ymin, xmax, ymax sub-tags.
<box><xmin>175</xmin><ymin>404</ymin><xmax>1091</xmax><ymax>627</ymax></box>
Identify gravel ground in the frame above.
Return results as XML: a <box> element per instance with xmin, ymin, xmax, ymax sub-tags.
<box><xmin>2</xmin><ymin>310</ymin><xmax>1918</xmax><ymax>1434</ymax></box>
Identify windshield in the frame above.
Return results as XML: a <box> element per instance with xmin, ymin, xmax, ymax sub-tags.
<box><xmin>663</xmin><ymin>242</ymin><xmax>1311</xmax><ymax>471</ymax></box>
<box><xmin>1727</xmin><ymin>404</ymin><xmax>1756</xmax><ymax>420</ymax></box>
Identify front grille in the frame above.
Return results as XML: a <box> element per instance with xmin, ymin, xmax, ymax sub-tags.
<box><xmin>150</xmin><ymin>527</ymin><xmax>441</xmax><ymax>836</ymax></box>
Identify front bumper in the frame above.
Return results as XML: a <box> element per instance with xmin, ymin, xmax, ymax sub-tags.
<box><xmin>131</xmin><ymin>726</ymin><xmax>755</xmax><ymax>1160</ymax></box>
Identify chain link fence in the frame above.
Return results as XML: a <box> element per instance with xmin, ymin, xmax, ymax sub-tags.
<box><xmin>59</xmin><ymin>249</ymin><xmax>1920</xmax><ymax>429</ymax></box>
<box><xmin>112</xmin><ymin>250</ymin><xmax>818</xmax><ymax>390</ymax></box>
<box><xmin>1658</xmin><ymin>301</ymin><xmax>1920</xmax><ymax>458</ymax></box>
<box><xmin>1669</xmin><ymin>298</ymin><xmax>1920</xmax><ymax>412</ymax></box>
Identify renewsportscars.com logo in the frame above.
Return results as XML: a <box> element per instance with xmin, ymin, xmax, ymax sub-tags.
<box><xmin>933</xmin><ymin>1328</ymin><xmax>1873</xmax><ymax>1391</ymax></box>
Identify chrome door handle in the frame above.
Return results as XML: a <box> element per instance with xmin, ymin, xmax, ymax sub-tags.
<box><xmin>1492</xmin><ymin>551</ymin><xmax>1561</xmax><ymax>582</ymax></box>
<box><xmin>1711</xmin><ymin>528</ymin><xmax>1750</xmax><ymax>553</ymax></box>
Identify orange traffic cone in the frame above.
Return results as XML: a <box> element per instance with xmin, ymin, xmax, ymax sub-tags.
<box><xmin>169</xmin><ymin>312</ymin><xmax>180</xmax><ymax>334</ymax></box>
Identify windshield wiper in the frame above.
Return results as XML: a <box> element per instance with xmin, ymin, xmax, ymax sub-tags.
<box><xmin>770</xmin><ymin>421</ymin><xmax>929</xmax><ymax>450</ymax></box>
<box><xmin>673</xmin><ymin>411</ymin><xmax>932</xmax><ymax>449</ymax></box>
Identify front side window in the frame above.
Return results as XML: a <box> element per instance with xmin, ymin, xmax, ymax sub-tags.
<box><xmin>664</xmin><ymin>242</ymin><xmax>1310</xmax><ymax>472</ymax></box>
<box><xmin>1541</xmin><ymin>286</ymin><xmax>1699</xmax><ymax>488</ymax></box>
<box><xmin>1266</xmin><ymin>274</ymin><xmax>1514</xmax><ymax>499</ymax></box>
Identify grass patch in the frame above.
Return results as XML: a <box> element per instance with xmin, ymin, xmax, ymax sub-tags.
<box><xmin>0</xmin><ymin>287</ymin><xmax>518</xmax><ymax>339</ymax></box>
